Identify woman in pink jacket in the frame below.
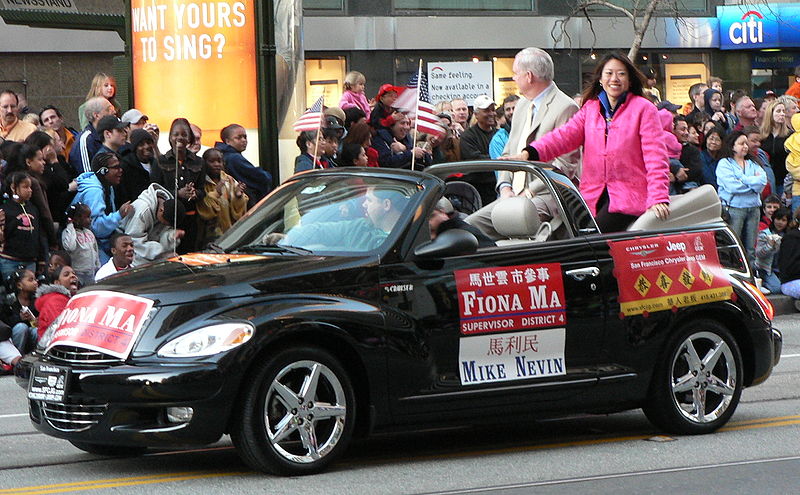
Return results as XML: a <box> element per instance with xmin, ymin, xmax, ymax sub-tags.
<box><xmin>514</xmin><ymin>53</ymin><xmax>670</xmax><ymax>232</ymax></box>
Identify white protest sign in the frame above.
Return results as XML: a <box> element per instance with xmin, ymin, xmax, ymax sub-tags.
<box><xmin>427</xmin><ymin>61</ymin><xmax>494</xmax><ymax>106</ymax></box>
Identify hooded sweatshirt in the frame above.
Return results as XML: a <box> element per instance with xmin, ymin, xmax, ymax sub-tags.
<box><xmin>658</xmin><ymin>109</ymin><xmax>682</xmax><ymax>160</ymax></box>
<box><xmin>120</xmin><ymin>183</ymin><xmax>178</xmax><ymax>266</ymax></box>
<box><xmin>71</xmin><ymin>171</ymin><xmax>122</xmax><ymax>261</ymax></box>
<box><xmin>34</xmin><ymin>284</ymin><xmax>70</xmax><ymax>339</ymax></box>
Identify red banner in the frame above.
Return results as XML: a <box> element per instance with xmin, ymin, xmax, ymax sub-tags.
<box><xmin>455</xmin><ymin>263</ymin><xmax>566</xmax><ymax>335</ymax></box>
<box><xmin>609</xmin><ymin>231</ymin><xmax>733</xmax><ymax>316</ymax></box>
<box><xmin>47</xmin><ymin>291</ymin><xmax>155</xmax><ymax>359</ymax></box>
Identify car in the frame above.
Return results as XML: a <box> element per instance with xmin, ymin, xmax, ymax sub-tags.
<box><xmin>16</xmin><ymin>161</ymin><xmax>782</xmax><ymax>476</ymax></box>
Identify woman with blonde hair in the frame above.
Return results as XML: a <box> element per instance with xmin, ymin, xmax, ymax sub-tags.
<box><xmin>77</xmin><ymin>73</ymin><xmax>120</xmax><ymax>130</ymax></box>
<box><xmin>339</xmin><ymin>71</ymin><xmax>370</xmax><ymax>120</ymax></box>
<box><xmin>760</xmin><ymin>99</ymin><xmax>790</xmax><ymax>195</ymax></box>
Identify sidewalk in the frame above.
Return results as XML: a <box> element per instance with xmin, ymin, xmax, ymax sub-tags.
<box><xmin>768</xmin><ymin>294</ymin><xmax>795</xmax><ymax>317</ymax></box>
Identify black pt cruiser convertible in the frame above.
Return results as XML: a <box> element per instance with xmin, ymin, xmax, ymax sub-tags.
<box><xmin>16</xmin><ymin>161</ymin><xmax>782</xmax><ymax>476</ymax></box>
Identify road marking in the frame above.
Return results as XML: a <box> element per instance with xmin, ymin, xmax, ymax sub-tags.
<box><xmin>420</xmin><ymin>455</ymin><xmax>800</xmax><ymax>494</ymax></box>
<box><xmin>0</xmin><ymin>414</ymin><xmax>27</xmax><ymax>419</ymax></box>
<box><xmin>782</xmin><ymin>353</ymin><xmax>800</xmax><ymax>358</ymax></box>
<box><xmin>0</xmin><ymin>471</ymin><xmax>250</xmax><ymax>495</ymax></box>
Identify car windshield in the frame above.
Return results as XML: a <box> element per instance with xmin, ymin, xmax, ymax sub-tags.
<box><xmin>216</xmin><ymin>175</ymin><xmax>422</xmax><ymax>255</ymax></box>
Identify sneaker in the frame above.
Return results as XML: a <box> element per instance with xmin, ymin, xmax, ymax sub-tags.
<box><xmin>0</xmin><ymin>363</ymin><xmax>12</xmax><ymax>375</ymax></box>
<box><xmin>760</xmin><ymin>287</ymin><xmax>771</xmax><ymax>295</ymax></box>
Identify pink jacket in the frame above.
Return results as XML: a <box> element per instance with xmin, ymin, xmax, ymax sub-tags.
<box><xmin>339</xmin><ymin>90</ymin><xmax>371</xmax><ymax>120</ymax></box>
<box><xmin>658</xmin><ymin>109</ymin><xmax>682</xmax><ymax>159</ymax></box>
<box><xmin>531</xmin><ymin>94</ymin><xmax>670</xmax><ymax>217</ymax></box>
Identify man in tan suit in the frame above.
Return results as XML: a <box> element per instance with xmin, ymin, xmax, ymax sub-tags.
<box><xmin>467</xmin><ymin>47</ymin><xmax>580</xmax><ymax>238</ymax></box>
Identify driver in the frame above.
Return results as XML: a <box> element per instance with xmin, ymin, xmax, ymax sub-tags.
<box><xmin>281</xmin><ymin>187</ymin><xmax>410</xmax><ymax>252</ymax></box>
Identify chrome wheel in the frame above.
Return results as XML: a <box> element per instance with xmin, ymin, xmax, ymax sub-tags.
<box><xmin>670</xmin><ymin>331</ymin><xmax>737</xmax><ymax>424</ymax></box>
<box><xmin>643</xmin><ymin>320</ymin><xmax>742</xmax><ymax>435</ymax></box>
<box><xmin>264</xmin><ymin>360</ymin><xmax>347</xmax><ymax>464</ymax></box>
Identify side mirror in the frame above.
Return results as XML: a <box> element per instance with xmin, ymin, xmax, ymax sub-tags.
<box><xmin>414</xmin><ymin>229</ymin><xmax>478</xmax><ymax>258</ymax></box>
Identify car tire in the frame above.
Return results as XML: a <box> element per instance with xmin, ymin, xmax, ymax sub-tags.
<box><xmin>643</xmin><ymin>319</ymin><xmax>743</xmax><ymax>435</ymax></box>
<box><xmin>231</xmin><ymin>346</ymin><xmax>355</xmax><ymax>475</ymax></box>
<box><xmin>69</xmin><ymin>441</ymin><xmax>147</xmax><ymax>457</ymax></box>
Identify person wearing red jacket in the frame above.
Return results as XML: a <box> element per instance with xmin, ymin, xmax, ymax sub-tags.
<box><xmin>34</xmin><ymin>265</ymin><xmax>79</xmax><ymax>339</ymax></box>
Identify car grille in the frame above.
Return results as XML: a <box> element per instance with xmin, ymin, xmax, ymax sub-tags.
<box><xmin>47</xmin><ymin>346</ymin><xmax>121</xmax><ymax>366</ymax></box>
<box><xmin>39</xmin><ymin>399</ymin><xmax>108</xmax><ymax>432</ymax></box>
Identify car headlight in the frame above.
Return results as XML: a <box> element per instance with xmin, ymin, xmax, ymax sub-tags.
<box><xmin>157</xmin><ymin>322</ymin><xmax>255</xmax><ymax>357</ymax></box>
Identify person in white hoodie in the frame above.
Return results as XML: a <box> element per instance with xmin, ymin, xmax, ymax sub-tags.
<box><xmin>61</xmin><ymin>203</ymin><xmax>101</xmax><ymax>286</ymax></box>
<box><xmin>121</xmin><ymin>183</ymin><xmax>185</xmax><ymax>266</ymax></box>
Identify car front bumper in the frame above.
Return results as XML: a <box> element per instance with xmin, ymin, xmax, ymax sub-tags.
<box><xmin>15</xmin><ymin>353</ymin><xmax>237</xmax><ymax>448</ymax></box>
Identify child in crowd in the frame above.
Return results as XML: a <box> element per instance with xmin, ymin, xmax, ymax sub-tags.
<box><xmin>46</xmin><ymin>251</ymin><xmax>71</xmax><ymax>281</ymax></box>
<box><xmin>659</xmin><ymin>109</ymin><xmax>684</xmax><ymax>194</ymax></box>
<box><xmin>0</xmin><ymin>172</ymin><xmax>46</xmax><ymax>280</ymax></box>
<box><xmin>369</xmin><ymin>84</ymin><xmax>402</xmax><ymax>130</ymax></box>
<box><xmin>61</xmin><ymin>203</ymin><xmax>100</xmax><ymax>287</ymax></box>
<box><xmin>1</xmin><ymin>268</ymin><xmax>39</xmax><ymax>354</ymax></box>
<box><xmin>778</xmin><ymin>208</ymin><xmax>800</xmax><ymax>300</ymax></box>
<box><xmin>35</xmin><ymin>264</ymin><xmax>79</xmax><ymax>339</ymax></box>
<box><xmin>339</xmin><ymin>71</ymin><xmax>370</xmax><ymax>120</ymax></box>
<box><xmin>759</xmin><ymin>195</ymin><xmax>782</xmax><ymax>231</ymax></box>
<box><xmin>756</xmin><ymin>207</ymin><xmax>790</xmax><ymax>295</ymax></box>
<box><xmin>196</xmin><ymin>148</ymin><xmax>248</xmax><ymax>248</ymax></box>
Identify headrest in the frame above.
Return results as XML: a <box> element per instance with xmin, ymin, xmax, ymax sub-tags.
<box><xmin>491</xmin><ymin>197</ymin><xmax>541</xmax><ymax>238</ymax></box>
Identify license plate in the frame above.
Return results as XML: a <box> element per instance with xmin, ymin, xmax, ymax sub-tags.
<box><xmin>28</xmin><ymin>362</ymin><xmax>70</xmax><ymax>402</ymax></box>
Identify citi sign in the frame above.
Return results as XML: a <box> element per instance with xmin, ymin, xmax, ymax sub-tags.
<box><xmin>728</xmin><ymin>10</ymin><xmax>764</xmax><ymax>45</ymax></box>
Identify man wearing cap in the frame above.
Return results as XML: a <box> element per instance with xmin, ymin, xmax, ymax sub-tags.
<box><xmin>116</xmin><ymin>128</ymin><xmax>159</xmax><ymax>206</ymax></box>
<box><xmin>69</xmin><ymin>96</ymin><xmax>116</xmax><ymax>175</ymax></box>
<box><xmin>656</xmin><ymin>100</ymin><xmax>682</xmax><ymax>114</ymax></box>
<box><xmin>459</xmin><ymin>95</ymin><xmax>499</xmax><ymax>204</ymax></box>
<box><xmin>370</xmin><ymin>84</ymin><xmax>403</xmax><ymax>130</ymax></box>
<box><xmin>214</xmin><ymin>124</ymin><xmax>272</xmax><ymax>208</ymax></box>
<box><xmin>96</xmin><ymin>115</ymin><xmax>129</xmax><ymax>155</ymax></box>
<box><xmin>0</xmin><ymin>90</ymin><xmax>36</xmax><ymax>142</ymax></box>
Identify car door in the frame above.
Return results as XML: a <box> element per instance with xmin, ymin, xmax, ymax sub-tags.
<box><xmin>379</xmin><ymin>235</ymin><xmax>605</xmax><ymax>420</ymax></box>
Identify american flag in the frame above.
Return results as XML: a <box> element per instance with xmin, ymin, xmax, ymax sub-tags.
<box><xmin>395</xmin><ymin>72</ymin><xmax>446</xmax><ymax>137</ymax></box>
<box><xmin>293</xmin><ymin>95</ymin><xmax>324</xmax><ymax>132</ymax></box>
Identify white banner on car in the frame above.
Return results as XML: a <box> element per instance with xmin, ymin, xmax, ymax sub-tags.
<box><xmin>459</xmin><ymin>328</ymin><xmax>566</xmax><ymax>385</ymax></box>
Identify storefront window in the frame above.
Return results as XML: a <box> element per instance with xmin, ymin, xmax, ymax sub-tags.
<box><xmin>305</xmin><ymin>58</ymin><xmax>346</xmax><ymax>108</ymax></box>
<box><xmin>395</xmin><ymin>0</ymin><xmax>534</xmax><ymax>11</ymax></box>
<box><xmin>303</xmin><ymin>0</ymin><xmax>343</xmax><ymax>10</ymax></box>
<box><xmin>588</xmin><ymin>0</ymin><xmax>706</xmax><ymax>13</ymax></box>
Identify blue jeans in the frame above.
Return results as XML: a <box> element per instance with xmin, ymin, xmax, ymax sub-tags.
<box><xmin>11</xmin><ymin>322</ymin><xmax>37</xmax><ymax>354</ymax></box>
<box><xmin>756</xmin><ymin>268</ymin><xmax>782</xmax><ymax>294</ymax></box>
<box><xmin>726</xmin><ymin>206</ymin><xmax>760</xmax><ymax>263</ymax></box>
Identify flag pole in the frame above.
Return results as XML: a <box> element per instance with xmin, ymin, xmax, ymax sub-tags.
<box><xmin>410</xmin><ymin>59</ymin><xmax>423</xmax><ymax>171</ymax></box>
<box><xmin>312</xmin><ymin>95</ymin><xmax>324</xmax><ymax>168</ymax></box>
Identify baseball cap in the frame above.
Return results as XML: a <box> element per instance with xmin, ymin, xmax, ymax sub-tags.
<box><xmin>121</xmin><ymin>108</ymin><xmax>148</xmax><ymax>125</ymax></box>
<box><xmin>473</xmin><ymin>95</ymin><xmax>495</xmax><ymax>110</ymax></box>
<box><xmin>765</xmin><ymin>90</ymin><xmax>776</xmax><ymax>97</ymax></box>
<box><xmin>377</xmin><ymin>83</ymin><xmax>401</xmax><ymax>99</ymax></box>
<box><xmin>323</xmin><ymin>106</ymin><xmax>346</xmax><ymax>124</ymax></box>
<box><xmin>656</xmin><ymin>100</ymin><xmax>681</xmax><ymax>112</ymax></box>
<box><xmin>324</xmin><ymin>115</ymin><xmax>344</xmax><ymax>130</ymax></box>
<box><xmin>96</xmin><ymin>115</ymin><xmax>127</xmax><ymax>135</ymax></box>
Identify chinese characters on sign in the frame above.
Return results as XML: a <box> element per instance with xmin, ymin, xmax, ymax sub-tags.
<box><xmin>47</xmin><ymin>291</ymin><xmax>155</xmax><ymax>359</ymax></box>
<box><xmin>455</xmin><ymin>263</ymin><xmax>566</xmax><ymax>335</ymax></box>
<box><xmin>459</xmin><ymin>329</ymin><xmax>566</xmax><ymax>385</ymax></box>
<box><xmin>609</xmin><ymin>232</ymin><xmax>733</xmax><ymax>316</ymax></box>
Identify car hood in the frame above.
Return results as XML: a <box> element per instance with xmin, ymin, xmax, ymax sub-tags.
<box><xmin>88</xmin><ymin>253</ymin><xmax>380</xmax><ymax>307</ymax></box>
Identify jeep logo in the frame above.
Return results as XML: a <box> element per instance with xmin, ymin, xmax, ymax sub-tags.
<box><xmin>666</xmin><ymin>241</ymin><xmax>686</xmax><ymax>252</ymax></box>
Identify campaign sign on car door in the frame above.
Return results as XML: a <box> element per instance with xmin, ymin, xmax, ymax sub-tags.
<box><xmin>455</xmin><ymin>263</ymin><xmax>566</xmax><ymax>335</ymax></box>
<box><xmin>46</xmin><ymin>291</ymin><xmax>155</xmax><ymax>359</ymax></box>
<box><xmin>609</xmin><ymin>231</ymin><xmax>733</xmax><ymax>316</ymax></box>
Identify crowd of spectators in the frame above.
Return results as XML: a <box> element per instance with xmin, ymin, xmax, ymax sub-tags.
<box><xmin>4</xmin><ymin>54</ymin><xmax>800</xmax><ymax>370</ymax></box>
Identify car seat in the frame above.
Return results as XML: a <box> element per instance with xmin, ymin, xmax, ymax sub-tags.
<box><xmin>444</xmin><ymin>181</ymin><xmax>483</xmax><ymax>215</ymax></box>
<box><xmin>491</xmin><ymin>197</ymin><xmax>544</xmax><ymax>246</ymax></box>
<box><xmin>627</xmin><ymin>184</ymin><xmax>722</xmax><ymax>231</ymax></box>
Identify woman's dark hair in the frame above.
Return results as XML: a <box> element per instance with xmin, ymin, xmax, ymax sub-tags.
<box><xmin>4</xmin><ymin>170</ymin><xmax>30</xmax><ymax>199</ymax></box>
<box><xmin>343</xmin><ymin>106</ymin><xmax>366</xmax><ymax>129</ymax></box>
<box><xmin>581</xmin><ymin>52</ymin><xmax>646</xmax><ymax>105</ymax></box>
<box><xmin>343</xmin><ymin>122</ymin><xmax>372</xmax><ymax>148</ymax></box>
<box><xmin>702</xmin><ymin>127</ymin><xmax>725</xmax><ymax>155</ymax></box>
<box><xmin>7</xmin><ymin>144</ymin><xmax>40</xmax><ymax>175</ymax></box>
<box><xmin>770</xmin><ymin>207</ymin><xmax>791</xmax><ymax>233</ymax></box>
<box><xmin>6</xmin><ymin>266</ymin><xmax>33</xmax><ymax>294</ymax></box>
<box><xmin>169</xmin><ymin>118</ymin><xmax>195</xmax><ymax>145</ymax></box>
<box><xmin>48</xmin><ymin>263</ymin><xmax>71</xmax><ymax>285</ymax></box>
<box><xmin>196</xmin><ymin>148</ymin><xmax>224</xmax><ymax>189</ymax></box>
<box><xmin>339</xmin><ymin>142</ymin><xmax>364</xmax><ymax>167</ymax></box>
<box><xmin>23</xmin><ymin>130</ymin><xmax>53</xmax><ymax>151</ymax></box>
<box><xmin>719</xmin><ymin>130</ymin><xmax>752</xmax><ymax>160</ymax></box>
